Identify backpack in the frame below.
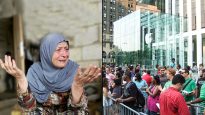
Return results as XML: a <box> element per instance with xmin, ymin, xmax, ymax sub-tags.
<box><xmin>130</xmin><ymin>82</ymin><xmax>145</xmax><ymax>107</ymax></box>
<box><xmin>136</xmin><ymin>89</ymin><xmax>145</xmax><ymax>107</ymax></box>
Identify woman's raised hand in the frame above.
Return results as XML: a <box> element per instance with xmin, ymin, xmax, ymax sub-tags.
<box><xmin>0</xmin><ymin>55</ymin><xmax>25</xmax><ymax>80</ymax></box>
<box><xmin>73</xmin><ymin>65</ymin><xmax>101</xmax><ymax>87</ymax></box>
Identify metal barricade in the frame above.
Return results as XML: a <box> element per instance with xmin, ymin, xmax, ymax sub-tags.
<box><xmin>103</xmin><ymin>97</ymin><xmax>147</xmax><ymax>115</ymax></box>
<box><xmin>188</xmin><ymin>104</ymin><xmax>205</xmax><ymax>115</ymax></box>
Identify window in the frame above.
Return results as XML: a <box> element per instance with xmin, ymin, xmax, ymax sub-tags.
<box><xmin>128</xmin><ymin>4</ymin><xmax>130</xmax><ymax>7</ymax></box>
<box><xmin>110</xmin><ymin>43</ymin><xmax>113</xmax><ymax>49</ymax></box>
<box><xmin>103</xmin><ymin>6</ymin><xmax>106</xmax><ymax>10</ymax></box>
<box><xmin>103</xmin><ymin>42</ymin><xmax>106</xmax><ymax>47</ymax></box>
<box><xmin>104</xmin><ymin>13</ymin><xmax>106</xmax><ymax>17</ymax></box>
<box><xmin>110</xmin><ymin>28</ymin><xmax>113</xmax><ymax>32</ymax></box>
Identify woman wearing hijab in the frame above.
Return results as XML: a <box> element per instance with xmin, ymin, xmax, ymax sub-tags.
<box><xmin>0</xmin><ymin>33</ymin><xmax>101</xmax><ymax>114</ymax></box>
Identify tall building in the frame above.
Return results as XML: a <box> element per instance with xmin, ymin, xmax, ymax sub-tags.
<box><xmin>139</xmin><ymin>0</ymin><xmax>165</xmax><ymax>13</ymax></box>
<box><xmin>163</xmin><ymin>0</ymin><xmax>205</xmax><ymax>67</ymax></box>
<box><xmin>103</xmin><ymin>0</ymin><xmax>136</xmax><ymax>64</ymax></box>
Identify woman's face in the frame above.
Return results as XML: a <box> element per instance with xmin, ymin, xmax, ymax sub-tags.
<box><xmin>52</xmin><ymin>42</ymin><xmax>69</xmax><ymax>68</ymax></box>
<box><xmin>111</xmin><ymin>82</ymin><xmax>116</xmax><ymax>88</ymax></box>
<box><xmin>152</xmin><ymin>78</ymin><xmax>156</xmax><ymax>84</ymax></box>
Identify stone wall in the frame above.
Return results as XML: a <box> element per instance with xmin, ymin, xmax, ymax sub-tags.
<box><xmin>22</xmin><ymin>0</ymin><xmax>102</xmax><ymax>67</ymax></box>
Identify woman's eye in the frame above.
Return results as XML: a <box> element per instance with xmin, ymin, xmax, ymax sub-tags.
<box><xmin>56</xmin><ymin>49</ymin><xmax>61</xmax><ymax>52</ymax></box>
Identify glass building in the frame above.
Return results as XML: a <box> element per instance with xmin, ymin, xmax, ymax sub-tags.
<box><xmin>113</xmin><ymin>6</ymin><xmax>187</xmax><ymax>68</ymax></box>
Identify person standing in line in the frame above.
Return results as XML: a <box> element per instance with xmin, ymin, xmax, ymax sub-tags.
<box><xmin>128</xmin><ymin>65</ymin><xmax>135</xmax><ymax>81</ymax></box>
<box><xmin>146</xmin><ymin>75</ymin><xmax>161</xmax><ymax>115</ymax></box>
<box><xmin>159</xmin><ymin>67</ymin><xmax>168</xmax><ymax>88</ymax></box>
<box><xmin>186</xmin><ymin>66</ymin><xmax>193</xmax><ymax>79</ymax></box>
<box><xmin>0</xmin><ymin>33</ymin><xmax>101</xmax><ymax>114</ymax></box>
<box><xmin>176</xmin><ymin>64</ymin><xmax>182</xmax><ymax>75</ymax></box>
<box><xmin>187</xmin><ymin>83</ymin><xmax>205</xmax><ymax>114</ymax></box>
<box><xmin>142</xmin><ymin>70</ymin><xmax>152</xmax><ymax>87</ymax></box>
<box><xmin>116</xmin><ymin>71</ymin><xmax>139</xmax><ymax>110</ymax></box>
<box><xmin>103</xmin><ymin>77</ymin><xmax>113</xmax><ymax>115</ymax></box>
<box><xmin>196</xmin><ymin>69</ymin><xmax>205</xmax><ymax>98</ymax></box>
<box><xmin>181</xmin><ymin>68</ymin><xmax>196</xmax><ymax>102</ymax></box>
<box><xmin>134</xmin><ymin>73</ymin><xmax>148</xmax><ymax>98</ymax></box>
<box><xmin>199</xmin><ymin>64</ymin><xmax>204</xmax><ymax>75</ymax></box>
<box><xmin>159</xmin><ymin>74</ymin><xmax>190</xmax><ymax>115</ymax></box>
<box><xmin>105</xmin><ymin>66</ymin><xmax>116</xmax><ymax>92</ymax></box>
<box><xmin>111</xmin><ymin>78</ymin><xmax>122</xmax><ymax>99</ymax></box>
<box><xmin>161</xmin><ymin>68</ymin><xmax>176</xmax><ymax>91</ymax></box>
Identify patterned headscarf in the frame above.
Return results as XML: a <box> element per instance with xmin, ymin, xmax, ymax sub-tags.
<box><xmin>27</xmin><ymin>33</ymin><xmax>79</xmax><ymax>103</ymax></box>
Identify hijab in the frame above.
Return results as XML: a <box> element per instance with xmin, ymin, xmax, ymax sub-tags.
<box><xmin>27</xmin><ymin>33</ymin><xmax>79</xmax><ymax>103</ymax></box>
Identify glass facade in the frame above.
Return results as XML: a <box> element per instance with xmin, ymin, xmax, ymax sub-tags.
<box><xmin>114</xmin><ymin>9</ymin><xmax>187</xmax><ymax>68</ymax></box>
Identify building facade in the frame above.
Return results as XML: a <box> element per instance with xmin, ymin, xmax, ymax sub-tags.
<box><xmin>103</xmin><ymin>0</ymin><xmax>136</xmax><ymax>64</ymax></box>
<box><xmin>168</xmin><ymin>0</ymin><xmax>205</xmax><ymax>67</ymax></box>
<box><xmin>152</xmin><ymin>0</ymin><xmax>205</xmax><ymax>68</ymax></box>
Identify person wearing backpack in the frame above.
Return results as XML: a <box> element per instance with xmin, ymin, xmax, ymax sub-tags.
<box><xmin>116</xmin><ymin>71</ymin><xmax>143</xmax><ymax>111</ymax></box>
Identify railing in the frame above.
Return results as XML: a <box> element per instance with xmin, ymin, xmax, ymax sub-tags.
<box><xmin>188</xmin><ymin>103</ymin><xmax>205</xmax><ymax>115</ymax></box>
<box><xmin>103</xmin><ymin>97</ymin><xmax>147</xmax><ymax>115</ymax></box>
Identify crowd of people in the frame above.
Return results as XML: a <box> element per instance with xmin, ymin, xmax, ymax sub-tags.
<box><xmin>102</xmin><ymin>63</ymin><xmax>205</xmax><ymax>115</ymax></box>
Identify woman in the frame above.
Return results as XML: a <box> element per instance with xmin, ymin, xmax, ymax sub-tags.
<box><xmin>162</xmin><ymin>68</ymin><xmax>176</xmax><ymax>91</ymax></box>
<box><xmin>103</xmin><ymin>77</ymin><xmax>113</xmax><ymax>115</ymax></box>
<box><xmin>0</xmin><ymin>33</ymin><xmax>101</xmax><ymax>114</ymax></box>
<box><xmin>134</xmin><ymin>73</ymin><xmax>148</xmax><ymax>98</ymax></box>
<box><xmin>146</xmin><ymin>75</ymin><xmax>161</xmax><ymax>115</ymax></box>
<box><xmin>111</xmin><ymin>78</ymin><xmax>122</xmax><ymax>99</ymax></box>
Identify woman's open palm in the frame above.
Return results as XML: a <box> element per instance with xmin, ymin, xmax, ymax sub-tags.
<box><xmin>0</xmin><ymin>55</ymin><xmax>25</xmax><ymax>80</ymax></box>
<box><xmin>74</xmin><ymin>66</ymin><xmax>101</xmax><ymax>87</ymax></box>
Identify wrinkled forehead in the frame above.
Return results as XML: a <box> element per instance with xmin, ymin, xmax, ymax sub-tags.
<box><xmin>40</xmin><ymin>33</ymin><xmax>68</xmax><ymax>58</ymax></box>
<box><xmin>56</xmin><ymin>41</ymin><xmax>69</xmax><ymax>49</ymax></box>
